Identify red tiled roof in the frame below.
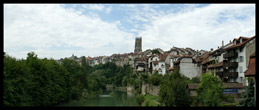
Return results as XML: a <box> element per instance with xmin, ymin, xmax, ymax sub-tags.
<box><xmin>226</xmin><ymin>35</ymin><xmax>256</xmax><ymax>50</ymax></box>
<box><xmin>85</xmin><ymin>57</ymin><xmax>91</xmax><ymax>60</ymax></box>
<box><xmin>207</xmin><ymin>61</ymin><xmax>223</xmax><ymax>68</ymax></box>
<box><xmin>159</xmin><ymin>53</ymin><xmax>168</xmax><ymax>62</ymax></box>
<box><xmin>168</xmin><ymin>67</ymin><xmax>174</xmax><ymax>70</ymax></box>
<box><xmin>199</xmin><ymin>52</ymin><xmax>211</xmax><ymax>63</ymax></box>
<box><xmin>181</xmin><ymin>55</ymin><xmax>193</xmax><ymax>58</ymax></box>
<box><xmin>240</xmin><ymin>36</ymin><xmax>250</xmax><ymax>40</ymax></box>
<box><xmin>245</xmin><ymin>53</ymin><xmax>256</xmax><ymax>77</ymax></box>
<box><xmin>201</xmin><ymin>54</ymin><xmax>211</xmax><ymax>64</ymax></box>
<box><xmin>153</xmin><ymin>61</ymin><xmax>159</xmax><ymax>65</ymax></box>
<box><xmin>135</xmin><ymin>57</ymin><xmax>146</xmax><ymax>61</ymax></box>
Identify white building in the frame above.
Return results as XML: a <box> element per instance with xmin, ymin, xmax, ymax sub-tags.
<box><xmin>223</xmin><ymin>36</ymin><xmax>256</xmax><ymax>86</ymax></box>
<box><xmin>174</xmin><ymin>55</ymin><xmax>202</xmax><ymax>79</ymax></box>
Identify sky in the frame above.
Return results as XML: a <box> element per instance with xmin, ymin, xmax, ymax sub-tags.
<box><xmin>4</xmin><ymin>4</ymin><xmax>255</xmax><ymax>59</ymax></box>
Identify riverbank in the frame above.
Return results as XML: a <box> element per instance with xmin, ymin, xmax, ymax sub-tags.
<box><xmin>59</xmin><ymin>89</ymin><xmax>139</xmax><ymax>106</ymax></box>
<box><xmin>138</xmin><ymin>94</ymin><xmax>160</xmax><ymax>106</ymax></box>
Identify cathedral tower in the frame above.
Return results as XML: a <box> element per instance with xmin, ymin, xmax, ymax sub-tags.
<box><xmin>134</xmin><ymin>37</ymin><xmax>142</xmax><ymax>54</ymax></box>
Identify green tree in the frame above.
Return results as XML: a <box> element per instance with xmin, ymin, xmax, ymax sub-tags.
<box><xmin>151</xmin><ymin>49</ymin><xmax>161</xmax><ymax>54</ymax></box>
<box><xmin>136</xmin><ymin>94</ymin><xmax>144</xmax><ymax>104</ymax></box>
<box><xmin>238</xmin><ymin>78</ymin><xmax>256</xmax><ymax>107</ymax></box>
<box><xmin>196</xmin><ymin>73</ymin><xmax>224</xmax><ymax>106</ymax></box>
<box><xmin>4</xmin><ymin>54</ymin><xmax>32</xmax><ymax>106</ymax></box>
<box><xmin>147</xmin><ymin>72</ymin><xmax>162</xmax><ymax>86</ymax></box>
<box><xmin>159</xmin><ymin>69</ymin><xmax>190</xmax><ymax>106</ymax></box>
<box><xmin>87</xmin><ymin>70</ymin><xmax>107</xmax><ymax>92</ymax></box>
<box><xmin>191</xmin><ymin>76</ymin><xmax>200</xmax><ymax>83</ymax></box>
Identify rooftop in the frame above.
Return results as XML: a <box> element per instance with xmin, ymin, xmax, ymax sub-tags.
<box><xmin>245</xmin><ymin>53</ymin><xmax>256</xmax><ymax>77</ymax></box>
<box><xmin>225</xmin><ymin>35</ymin><xmax>256</xmax><ymax>50</ymax></box>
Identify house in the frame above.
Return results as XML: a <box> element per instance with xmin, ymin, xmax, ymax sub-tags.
<box><xmin>157</xmin><ymin>53</ymin><xmax>168</xmax><ymax>75</ymax></box>
<box><xmin>207</xmin><ymin>40</ymin><xmax>233</xmax><ymax>77</ymax></box>
<box><xmin>174</xmin><ymin>55</ymin><xmax>202</xmax><ymax>79</ymax></box>
<box><xmin>221</xmin><ymin>36</ymin><xmax>256</xmax><ymax>85</ymax></box>
<box><xmin>101</xmin><ymin>56</ymin><xmax>109</xmax><ymax>64</ymax></box>
<box><xmin>201</xmin><ymin>49</ymin><xmax>215</xmax><ymax>74</ymax></box>
<box><xmin>134</xmin><ymin>57</ymin><xmax>147</xmax><ymax>72</ymax></box>
<box><xmin>150</xmin><ymin>55</ymin><xmax>160</xmax><ymax>74</ymax></box>
<box><xmin>195</xmin><ymin>51</ymin><xmax>210</xmax><ymax>73</ymax></box>
<box><xmin>165</xmin><ymin>54</ymin><xmax>180</xmax><ymax>73</ymax></box>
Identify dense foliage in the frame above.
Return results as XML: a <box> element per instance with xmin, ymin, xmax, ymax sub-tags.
<box><xmin>238</xmin><ymin>78</ymin><xmax>256</xmax><ymax>107</ymax></box>
<box><xmin>190</xmin><ymin>76</ymin><xmax>200</xmax><ymax>83</ymax></box>
<box><xmin>147</xmin><ymin>72</ymin><xmax>163</xmax><ymax>86</ymax></box>
<box><xmin>3</xmin><ymin>52</ymin><xmax>134</xmax><ymax>106</ymax></box>
<box><xmin>196</xmin><ymin>73</ymin><xmax>224</xmax><ymax>106</ymax></box>
<box><xmin>151</xmin><ymin>49</ymin><xmax>160</xmax><ymax>54</ymax></box>
<box><xmin>136</xmin><ymin>94</ymin><xmax>144</xmax><ymax>104</ymax></box>
<box><xmin>158</xmin><ymin>69</ymin><xmax>190</xmax><ymax>106</ymax></box>
<box><xmin>4</xmin><ymin>52</ymin><xmax>76</xmax><ymax>106</ymax></box>
<box><xmin>90</xmin><ymin>62</ymin><xmax>133</xmax><ymax>87</ymax></box>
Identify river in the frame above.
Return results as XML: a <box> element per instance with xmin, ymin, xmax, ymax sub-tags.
<box><xmin>60</xmin><ymin>90</ymin><xmax>139</xmax><ymax>106</ymax></box>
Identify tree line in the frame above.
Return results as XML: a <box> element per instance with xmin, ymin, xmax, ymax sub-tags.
<box><xmin>4</xmin><ymin>51</ymin><xmax>255</xmax><ymax>106</ymax></box>
<box><xmin>3</xmin><ymin>52</ymin><xmax>133</xmax><ymax>106</ymax></box>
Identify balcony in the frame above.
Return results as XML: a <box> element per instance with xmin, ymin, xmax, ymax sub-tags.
<box><xmin>223</xmin><ymin>62</ymin><xmax>238</xmax><ymax>68</ymax></box>
<box><xmin>223</xmin><ymin>72</ymin><xmax>238</xmax><ymax>78</ymax></box>
<box><xmin>208</xmin><ymin>56</ymin><xmax>215</xmax><ymax>62</ymax></box>
<box><xmin>223</xmin><ymin>51</ymin><xmax>238</xmax><ymax>58</ymax></box>
<box><xmin>216</xmin><ymin>71</ymin><xmax>224</xmax><ymax>77</ymax></box>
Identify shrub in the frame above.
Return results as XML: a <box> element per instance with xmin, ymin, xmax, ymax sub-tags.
<box><xmin>196</xmin><ymin>73</ymin><xmax>224</xmax><ymax>106</ymax></box>
<box><xmin>136</xmin><ymin>94</ymin><xmax>144</xmax><ymax>104</ymax></box>
<box><xmin>191</xmin><ymin>76</ymin><xmax>200</xmax><ymax>83</ymax></box>
<box><xmin>221</xmin><ymin>95</ymin><xmax>235</xmax><ymax>103</ymax></box>
<box><xmin>148</xmin><ymin>72</ymin><xmax>162</xmax><ymax>86</ymax></box>
<box><xmin>158</xmin><ymin>69</ymin><xmax>190</xmax><ymax>106</ymax></box>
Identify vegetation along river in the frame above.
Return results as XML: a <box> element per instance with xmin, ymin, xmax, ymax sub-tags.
<box><xmin>60</xmin><ymin>90</ymin><xmax>139</xmax><ymax>106</ymax></box>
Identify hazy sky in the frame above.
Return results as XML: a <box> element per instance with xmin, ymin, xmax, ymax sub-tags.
<box><xmin>4</xmin><ymin>4</ymin><xmax>255</xmax><ymax>59</ymax></box>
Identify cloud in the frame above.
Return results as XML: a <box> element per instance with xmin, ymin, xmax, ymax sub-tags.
<box><xmin>137</xmin><ymin>4</ymin><xmax>255</xmax><ymax>51</ymax></box>
<box><xmin>4</xmin><ymin>4</ymin><xmax>135</xmax><ymax>59</ymax></box>
<box><xmin>105</xmin><ymin>6</ymin><xmax>112</xmax><ymax>14</ymax></box>
<box><xmin>4</xmin><ymin>4</ymin><xmax>255</xmax><ymax>60</ymax></box>
<box><xmin>83</xmin><ymin>4</ymin><xmax>104</xmax><ymax>11</ymax></box>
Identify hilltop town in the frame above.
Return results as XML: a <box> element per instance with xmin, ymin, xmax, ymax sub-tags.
<box><xmin>56</xmin><ymin>35</ymin><xmax>256</xmax><ymax>87</ymax></box>
<box><xmin>4</xmin><ymin>35</ymin><xmax>256</xmax><ymax>106</ymax></box>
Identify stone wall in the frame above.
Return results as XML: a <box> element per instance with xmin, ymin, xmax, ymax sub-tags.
<box><xmin>189</xmin><ymin>90</ymin><xmax>198</xmax><ymax>97</ymax></box>
<box><xmin>127</xmin><ymin>86</ymin><xmax>134</xmax><ymax>92</ymax></box>
<box><xmin>116</xmin><ymin>87</ymin><xmax>127</xmax><ymax>92</ymax></box>
<box><xmin>141</xmin><ymin>83</ymin><xmax>160</xmax><ymax>96</ymax></box>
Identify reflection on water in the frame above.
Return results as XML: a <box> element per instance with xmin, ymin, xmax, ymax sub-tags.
<box><xmin>99</xmin><ymin>95</ymin><xmax>111</xmax><ymax>97</ymax></box>
<box><xmin>60</xmin><ymin>90</ymin><xmax>139</xmax><ymax>106</ymax></box>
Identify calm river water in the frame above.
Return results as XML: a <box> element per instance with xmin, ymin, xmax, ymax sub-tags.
<box><xmin>60</xmin><ymin>90</ymin><xmax>139</xmax><ymax>106</ymax></box>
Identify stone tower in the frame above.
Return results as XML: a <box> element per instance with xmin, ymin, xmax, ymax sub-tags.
<box><xmin>134</xmin><ymin>37</ymin><xmax>142</xmax><ymax>53</ymax></box>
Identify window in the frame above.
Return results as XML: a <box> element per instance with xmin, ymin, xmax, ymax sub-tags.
<box><xmin>239</xmin><ymin>66</ymin><xmax>243</xmax><ymax>73</ymax></box>
<box><xmin>159</xmin><ymin>68</ymin><xmax>162</xmax><ymax>73</ymax></box>
<box><xmin>161</xmin><ymin>64</ymin><xmax>164</xmax><ymax>68</ymax></box>
<box><xmin>239</xmin><ymin>56</ymin><xmax>243</xmax><ymax>62</ymax></box>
